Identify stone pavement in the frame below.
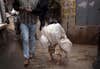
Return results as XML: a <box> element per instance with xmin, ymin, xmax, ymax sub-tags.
<box><xmin>25</xmin><ymin>19</ymin><xmax>97</xmax><ymax>69</ymax></box>
<box><xmin>0</xmin><ymin>26</ymin><xmax>97</xmax><ymax>69</ymax></box>
<box><xmin>0</xmin><ymin>29</ymin><xmax>24</xmax><ymax>69</ymax></box>
<box><xmin>26</xmin><ymin>41</ymin><xmax>97</xmax><ymax>69</ymax></box>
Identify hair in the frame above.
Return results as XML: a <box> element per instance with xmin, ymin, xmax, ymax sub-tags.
<box><xmin>19</xmin><ymin>0</ymin><xmax>39</xmax><ymax>10</ymax></box>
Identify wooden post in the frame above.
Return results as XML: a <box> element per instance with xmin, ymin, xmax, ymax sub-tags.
<box><xmin>60</xmin><ymin>0</ymin><xmax>70</xmax><ymax>33</ymax></box>
<box><xmin>60</xmin><ymin>0</ymin><xmax>76</xmax><ymax>36</ymax></box>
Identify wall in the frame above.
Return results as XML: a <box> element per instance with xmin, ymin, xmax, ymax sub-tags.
<box><xmin>0</xmin><ymin>13</ymin><xmax>2</xmax><ymax>23</ymax></box>
<box><xmin>60</xmin><ymin>0</ymin><xmax>100</xmax><ymax>44</ymax></box>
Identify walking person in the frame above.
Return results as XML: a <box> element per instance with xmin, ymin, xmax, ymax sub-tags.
<box><xmin>13</xmin><ymin>0</ymin><xmax>39</xmax><ymax>66</ymax></box>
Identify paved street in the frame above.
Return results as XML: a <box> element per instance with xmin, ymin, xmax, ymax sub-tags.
<box><xmin>26</xmin><ymin>42</ymin><xmax>97</xmax><ymax>69</ymax></box>
<box><xmin>0</xmin><ymin>28</ymin><xmax>96</xmax><ymax>69</ymax></box>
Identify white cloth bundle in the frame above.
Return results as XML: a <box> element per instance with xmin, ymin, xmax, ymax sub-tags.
<box><xmin>11</xmin><ymin>9</ymin><xmax>19</xmax><ymax>15</ymax></box>
<box><xmin>39</xmin><ymin>34</ymin><xmax>50</xmax><ymax>48</ymax></box>
<box><xmin>40</xmin><ymin>23</ymin><xmax>72</xmax><ymax>53</ymax></box>
<box><xmin>59</xmin><ymin>38</ymin><xmax>72</xmax><ymax>53</ymax></box>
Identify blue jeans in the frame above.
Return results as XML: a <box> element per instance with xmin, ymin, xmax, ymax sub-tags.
<box><xmin>20</xmin><ymin>23</ymin><xmax>36</xmax><ymax>59</ymax></box>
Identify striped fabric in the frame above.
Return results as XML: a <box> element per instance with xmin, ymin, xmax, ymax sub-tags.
<box><xmin>19</xmin><ymin>0</ymin><xmax>39</xmax><ymax>10</ymax></box>
<box><xmin>16</xmin><ymin>0</ymin><xmax>39</xmax><ymax>24</ymax></box>
<box><xmin>19</xmin><ymin>11</ymin><xmax>37</xmax><ymax>24</ymax></box>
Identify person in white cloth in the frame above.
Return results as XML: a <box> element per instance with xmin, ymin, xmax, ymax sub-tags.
<box><xmin>40</xmin><ymin>21</ymin><xmax>72</xmax><ymax>64</ymax></box>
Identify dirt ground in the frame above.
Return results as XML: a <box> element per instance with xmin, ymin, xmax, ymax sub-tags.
<box><xmin>25</xmin><ymin>41</ymin><xmax>97</xmax><ymax>69</ymax></box>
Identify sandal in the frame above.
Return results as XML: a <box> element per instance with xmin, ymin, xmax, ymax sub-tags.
<box><xmin>24</xmin><ymin>59</ymin><xmax>29</xmax><ymax>67</ymax></box>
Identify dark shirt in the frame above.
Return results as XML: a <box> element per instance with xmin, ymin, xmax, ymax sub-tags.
<box><xmin>13</xmin><ymin>0</ymin><xmax>37</xmax><ymax>24</ymax></box>
<box><xmin>19</xmin><ymin>10</ymin><xmax>37</xmax><ymax>24</ymax></box>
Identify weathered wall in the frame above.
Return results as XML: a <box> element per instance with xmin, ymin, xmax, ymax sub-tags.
<box><xmin>0</xmin><ymin>13</ymin><xmax>2</xmax><ymax>23</ymax></box>
<box><xmin>60</xmin><ymin>0</ymin><xmax>100</xmax><ymax>44</ymax></box>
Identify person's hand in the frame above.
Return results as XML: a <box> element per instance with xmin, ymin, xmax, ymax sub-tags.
<box><xmin>19</xmin><ymin>7</ymin><xmax>24</xmax><ymax>10</ymax></box>
<box><xmin>25</xmin><ymin>8</ymin><xmax>32</xmax><ymax>12</ymax></box>
<box><xmin>5</xmin><ymin>12</ymin><xmax>11</xmax><ymax>17</ymax></box>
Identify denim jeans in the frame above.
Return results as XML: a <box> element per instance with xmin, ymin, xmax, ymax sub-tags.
<box><xmin>20</xmin><ymin>23</ymin><xmax>36</xmax><ymax>59</ymax></box>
